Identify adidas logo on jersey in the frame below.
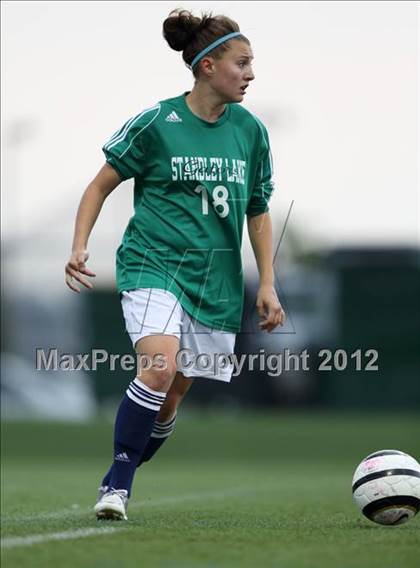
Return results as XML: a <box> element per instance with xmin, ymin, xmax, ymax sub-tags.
<box><xmin>165</xmin><ymin>111</ymin><xmax>182</xmax><ymax>123</ymax></box>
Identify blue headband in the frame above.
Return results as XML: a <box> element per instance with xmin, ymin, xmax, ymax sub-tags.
<box><xmin>190</xmin><ymin>31</ymin><xmax>242</xmax><ymax>69</ymax></box>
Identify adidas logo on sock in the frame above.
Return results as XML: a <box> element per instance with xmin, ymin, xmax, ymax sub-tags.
<box><xmin>165</xmin><ymin>111</ymin><xmax>182</xmax><ymax>123</ymax></box>
<box><xmin>115</xmin><ymin>452</ymin><xmax>130</xmax><ymax>462</ymax></box>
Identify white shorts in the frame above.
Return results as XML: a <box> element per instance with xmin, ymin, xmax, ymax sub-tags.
<box><xmin>121</xmin><ymin>288</ymin><xmax>237</xmax><ymax>383</ymax></box>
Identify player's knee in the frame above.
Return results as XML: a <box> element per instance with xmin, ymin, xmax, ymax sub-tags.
<box><xmin>138</xmin><ymin>362</ymin><xmax>177</xmax><ymax>392</ymax></box>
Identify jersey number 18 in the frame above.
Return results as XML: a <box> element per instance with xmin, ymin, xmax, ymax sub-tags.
<box><xmin>194</xmin><ymin>185</ymin><xmax>229</xmax><ymax>218</ymax></box>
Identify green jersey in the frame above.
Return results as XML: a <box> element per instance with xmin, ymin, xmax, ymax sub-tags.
<box><xmin>102</xmin><ymin>91</ymin><xmax>275</xmax><ymax>332</ymax></box>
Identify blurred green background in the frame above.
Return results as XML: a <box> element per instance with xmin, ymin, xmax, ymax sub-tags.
<box><xmin>84</xmin><ymin>247</ymin><xmax>420</xmax><ymax>411</ymax></box>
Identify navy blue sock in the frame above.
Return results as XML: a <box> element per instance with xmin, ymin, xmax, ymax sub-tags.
<box><xmin>100</xmin><ymin>413</ymin><xmax>177</xmax><ymax>487</ymax></box>
<box><xmin>107</xmin><ymin>378</ymin><xmax>166</xmax><ymax>496</ymax></box>
<box><xmin>101</xmin><ymin>465</ymin><xmax>113</xmax><ymax>489</ymax></box>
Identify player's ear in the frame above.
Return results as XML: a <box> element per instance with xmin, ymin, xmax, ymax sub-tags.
<box><xmin>200</xmin><ymin>56</ymin><xmax>216</xmax><ymax>76</ymax></box>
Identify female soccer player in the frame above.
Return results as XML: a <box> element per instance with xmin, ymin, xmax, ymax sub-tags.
<box><xmin>65</xmin><ymin>9</ymin><xmax>285</xmax><ymax>520</ymax></box>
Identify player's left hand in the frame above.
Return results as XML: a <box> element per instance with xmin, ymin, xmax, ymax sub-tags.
<box><xmin>256</xmin><ymin>285</ymin><xmax>285</xmax><ymax>332</ymax></box>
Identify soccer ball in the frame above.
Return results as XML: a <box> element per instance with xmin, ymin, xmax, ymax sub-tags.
<box><xmin>352</xmin><ymin>449</ymin><xmax>420</xmax><ymax>525</ymax></box>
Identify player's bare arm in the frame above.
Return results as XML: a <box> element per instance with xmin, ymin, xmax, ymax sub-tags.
<box><xmin>65</xmin><ymin>163</ymin><xmax>121</xmax><ymax>293</ymax></box>
<box><xmin>247</xmin><ymin>211</ymin><xmax>285</xmax><ymax>332</ymax></box>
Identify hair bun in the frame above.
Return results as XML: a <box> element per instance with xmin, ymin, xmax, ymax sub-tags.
<box><xmin>163</xmin><ymin>9</ymin><xmax>210</xmax><ymax>52</ymax></box>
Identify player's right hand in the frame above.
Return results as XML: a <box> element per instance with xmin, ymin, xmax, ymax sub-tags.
<box><xmin>65</xmin><ymin>250</ymin><xmax>96</xmax><ymax>293</ymax></box>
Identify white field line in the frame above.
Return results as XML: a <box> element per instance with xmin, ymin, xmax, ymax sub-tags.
<box><xmin>1</xmin><ymin>506</ymin><xmax>85</xmax><ymax>524</ymax></box>
<box><xmin>1</xmin><ymin>527</ymin><xmax>118</xmax><ymax>549</ymax></box>
<box><xmin>1</xmin><ymin>486</ymin><xmax>264</xmax><ymax>549</ymax></box>
<box><xmin>2</xmin><ymin>485</ymin><xmax>262</xmax><ymax>525</ymax></box>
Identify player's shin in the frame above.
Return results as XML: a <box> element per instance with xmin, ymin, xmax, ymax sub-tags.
<box><xmin>108</xmin><ymin>378</ymin><xmax>166</xmax><ymax>496</ymax></box>
<box><xmin>100</xmin><ymin>413</ymin><xmax>177</xmax><ymax>489</ymax></box>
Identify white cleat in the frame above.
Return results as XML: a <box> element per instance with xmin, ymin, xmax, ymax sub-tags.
<box><xmin>94</xmin><ymin>488</ymin><xmax>128</xmax><ymax>521</ymax></box>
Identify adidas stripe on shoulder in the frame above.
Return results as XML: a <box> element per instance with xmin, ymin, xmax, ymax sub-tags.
<box><xmin>104</xmin><ymin>104</ymin><xmax>161</xmax><ymax>155</ymax></box>
<box><xmin>249</xmin><ymin>112</ymin><xmax>274</xmax><ymax>176</ymax></box>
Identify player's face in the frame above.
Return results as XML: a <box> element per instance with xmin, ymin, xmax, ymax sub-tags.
<box><xmin>210</xmin><ymin>40</ymin><xmax>255</xmax><ymax>103</ymax></box>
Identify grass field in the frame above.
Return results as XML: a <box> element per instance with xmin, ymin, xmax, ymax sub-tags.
<box><xmin>1</xmin><ymin>410</ymin><xmax>419</xmax><ymax>567</ymax></box>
